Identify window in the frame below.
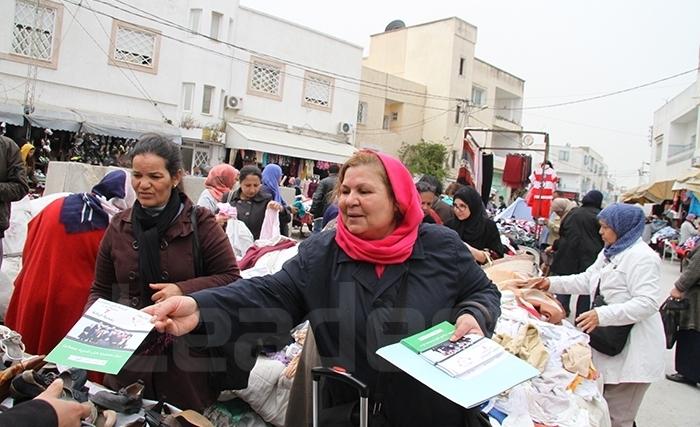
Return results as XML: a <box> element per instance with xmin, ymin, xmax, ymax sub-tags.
<box><xmin>189</xmin><ymin>9</ymin><xmax>201</xmax><ymax>33</ymax></box>
<box><xmin>455</xmin><ymin>105</ymin><xmax>461</xmax><ymax>124</ymax></box>
<box><xmin>303</xmin><ymin>71</ymin><xmax>334</xmax><ymax>111</ymax></box>
<box><xmin>654</xmin><ymin>135</ymin><xmax>663</xmax><ymax>162</ymax></box>
<box><xmin>210</xmin><ymin>12</ymin><xmax>222</xmax><ymax>39</ymax></box>
<box><xmin>357</xmin><ymin>101</ymin><xmax>368</xmax><ymax>125</ymax></box>
<box><xmin>181</xmin><ymin>83</ymin><xmax>195</xmax><ymax>112</ymax></box>
<box><xmin>10</xmin><ymin>0</ymin><xmax>62</xmax><ymax>66</ymax></box>
<box><xmin>471</xmin><ymin>86</ymin><xmax>485</xmax><ymax>107</ymax></box>
<box><xmin>583</xmin><ymin>155</ymin><xmax>590</xmax><ymax>165</ymax></box>
<box><xmin>248</xmin><ymin>57</ymin><xmax>284</xmax><ymax>100</ymax></box>
<box><xmin>202</xmin><ymin>85</ymin><xmax>214</xmax><ymax>114</ymax></box>
<box><xmin>382</xmin><ymin>115</ymin><xmax>389</xmax><ymax>130</ymax></box>
<box><xmin>391</xmin><ymin>112</ymin><xmax>398</xmax><ymax>121</ymax></box>
<box><xmin>459</xmin><ymin>57</ymin><xmax>465</xmax><ymax>76</ymax></box>
<box><xmin>558</xmin><ymin>150</ymin><xmax>569</xmax><ymax>161</ymax></box>
<box><xmin>110</xmin><ymin>21</ymin><xmax>160</xmax><ymax>73</ymax></box>
<box><xmin>220</xmin><ymin>89</ymin><xmax>226</xmax><ymax>115</ymax></box>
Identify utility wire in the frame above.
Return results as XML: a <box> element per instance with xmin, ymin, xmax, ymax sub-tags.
<box><xmin>492</xmin><ymin>67</ymin><xmax>700</xmax><ymax>111</ymax></box>
<box><xmin>62</xmin><ymin>2</ymin><xmax>170</xmax><ymax>122</ymax></box>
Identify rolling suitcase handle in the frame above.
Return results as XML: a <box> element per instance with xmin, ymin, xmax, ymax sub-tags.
<box><xmin>312</xmin><ymin>366</ymin><xmax>369</xmax><ymax>427</ymax></box>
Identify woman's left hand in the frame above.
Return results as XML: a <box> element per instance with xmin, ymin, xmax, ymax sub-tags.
<box><xmin>576</xmin><ymin>309</ymin><xmax>599</xmax><ymax>333</ymax></box>
<box><xmin>670</xmin><ymin>287</ymin><xmax>684</xmax><ymax>299</ymax></box>
<box><xmin>150</xmin><ymin>283</ymin><xmax>183</xmax><ymax>303</ymax></box>
<box><xmin>450</xmin><ymin>313</ymin><xmax>484</xmax><ymax>341</ymax></box>
<box><xmin>267</xmin><ymin>201</ymin><xmax>283</xmax><ymax>211</ymax></box>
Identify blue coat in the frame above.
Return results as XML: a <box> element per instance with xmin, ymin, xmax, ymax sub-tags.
<box><xmin>193</xmin><ymin>224</ymin><xmax>501</xmax><ymax>425</ymax></box>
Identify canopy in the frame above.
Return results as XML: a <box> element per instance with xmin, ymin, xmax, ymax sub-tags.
<box><xmin>672</xmin><ymin>169</ymin><xmax>700</xmax><ymax>193</ymax></box>
<box><xmin>76</xmin><ymin>110</ymin><xmax>181</xmax><ymax>143</ymax></box>
<box><xmin>26</xmin><ymin>106</ymin><xmax>82</xmax><ymax>132</ymax></box>
<box><xmin>620</xmin><ymin>180</ymin><xmax>675</xmax><ymax>204</ymax></box>
<box><xmin>0</xmin><ymin>102</ymin><xmax>24</xmax><ymax>126</ymax></box>
<box><xmin>495</xmin><ymin>197</ymin><xmax>533</xmax><ymax>221</ymax></box>
<box><xmin>227</xmin><ymin>122</ymin><xmax>356</xmax><ymax>164</ymax></box>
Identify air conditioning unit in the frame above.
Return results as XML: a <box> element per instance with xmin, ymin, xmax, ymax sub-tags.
<box><xmin>224</xmin><ymin>96</ymin><xmax>242</xmax><ymax>110</ymax></box>
<box><xmin>338</xmin><ymin>122</ymin><xmax>352</xmax><ymax>135</ymax></box>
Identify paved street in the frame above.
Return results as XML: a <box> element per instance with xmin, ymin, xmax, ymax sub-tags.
<box><xmin>636</xmin><ymin>257</ymin><xmax>700</xmax><ymax>427</ymax></box>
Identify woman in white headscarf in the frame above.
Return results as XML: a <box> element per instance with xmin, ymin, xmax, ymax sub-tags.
<box><xmin>5</xmin><ymin>170</ymin><xmax>135</xmax><ymax>357</ymax></box>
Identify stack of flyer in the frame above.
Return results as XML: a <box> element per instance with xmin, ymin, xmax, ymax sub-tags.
<box><xmin>401</xmin><ymin>323</ymin><xmax>504</xmax><ymax>377</ymax></box>
<box><xmin>378</xmin><ymin>321</ymin><xmax>539</xmax><ymax>409</ymax></box>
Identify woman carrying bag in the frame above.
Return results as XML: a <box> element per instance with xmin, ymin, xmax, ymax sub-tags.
<box><xmin>666</xmin><ymin>244</ymin><xmax>700</xmax><ymax>385</ymax></box>
<box><xmin>522</xmin><ymin>203</ymin><xmax>665</xmax><ymax>427</ymax></box>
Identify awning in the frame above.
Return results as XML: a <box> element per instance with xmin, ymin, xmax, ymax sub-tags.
<box><xmin>672</xmin><ymin>169</ymin><xmax>700</xmax><ymax>193</ymax></box>
<box><xmin>227</xmin><ymin>123</ymin><xmax>356</xmax><ymax>164</ymax></box>
<box><xmin>76</xmin><ymin>110</ymin><xmax>182</xmax><ymax>143</ymax></box>
<box><xmin>620</xmin><ymin>180</ymin><xmax>675</xmax><ymax>204</ymax></box>
<box><xmin>25</xmin><ymin>106</ymin><xmax>82</xmax><ymax>132</ymax></box>
<box><xmin>0</xmin><ymin>102</ymin><xmax>24</xmax><ymax>126</ymax></box>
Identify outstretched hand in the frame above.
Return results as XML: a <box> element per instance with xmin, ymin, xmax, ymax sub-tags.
<box><xmin>142</xmin><ymin>296</ymin><xmax>201</xmax><ymax>336</ymax></box>
<box><xmin>450</xmin><ymin>313</ymin><xmax>484</xmax><ymax>341</ymax></box>
<box><xmin>37</xmin><ymin>379</ymin><xmax>92</xmax><ymax>427</ymax></box>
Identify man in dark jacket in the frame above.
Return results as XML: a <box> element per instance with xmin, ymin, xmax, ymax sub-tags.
<box><xmin>0</xmin><ymin>135</ymin><xmax>29</xmax><ymax>269</ymax></box>
<box><xmin>418</xmin><ymin>174</ymin><xmax>453</xmax><ymax>223</ymax></box>
<box><xmin>310</xmin><ymin>164</ymin><xmax>339</xmax><ymax>218</ymax></box>
<box><xmin>551</xmin><ymin>190</ymin><xmax>604</xmax><ymax>317</ymax></box>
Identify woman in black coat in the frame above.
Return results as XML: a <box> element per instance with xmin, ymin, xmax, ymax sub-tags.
<box><xmin>551</xmin><ymin>191</ymin><xmax>604</xmax><ymax>316</ymax></box>
<box><xmin>446</xmin><ymin>186</ymin><xmax>505</xmax><ymax>264</ymax></box>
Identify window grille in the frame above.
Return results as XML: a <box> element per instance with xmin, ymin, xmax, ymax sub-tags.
<box><xmin>114</xmin><ymin>25</ymin><xmax>156</xmax><ymax>67</ymax></box>
<box><xmin>357</xmin><ymin>102</ymin><xmax>368</xmax><ymax>124</ymax></box>
<box><xmin>303</xmin><ymin>73</ymin><xmax>332</xmax><ymax>109</ymax></box>
<box><xmin>193</xmin><ymin>151</ymin><xmax>209</xmax><ymax>168</ymax></box>
<box><xmin>250</xmin><ymin>61</ymin><xmax>282</xmax><ymax>96</ymax></box>
<box><xmin>12</xmin><ymin>1</ymin><xmax>56</xmax><ymax>60</ymax></box>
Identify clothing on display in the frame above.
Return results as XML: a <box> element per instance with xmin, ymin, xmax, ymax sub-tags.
<box><xmin>526</xmin><ymin>166</ymin><xmax>557</xmax><ymax>218</ymax></box>
<box><xmin>481</xmin><ymin>153</ymin><xmax>494</xmax><ymax>205</ymax></box>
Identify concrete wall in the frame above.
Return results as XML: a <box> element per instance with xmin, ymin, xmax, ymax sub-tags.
<box><xmin>651</xmin><ymin>79</ymin><xmax>700</xmax><ymax>181</ymax></box>
<box><xmin>231</xmin><ymin>7</ymin><xmax>362</xmax><ymax>143</ymax></box>
<box><xmin>355</xmin><ymin>66</ymin><xmax>426</xmax><ymax>156</ymax></box>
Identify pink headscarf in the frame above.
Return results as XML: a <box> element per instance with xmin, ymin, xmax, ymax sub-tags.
<box><xmin>334</xmin><ymin>150</ymin><xmax>423</xmax><ymax>277</ymax></box>
<box><xmin>204</xmin><ymin>164</ymin><xmax>239</xmax><ymax>201</ymax></box>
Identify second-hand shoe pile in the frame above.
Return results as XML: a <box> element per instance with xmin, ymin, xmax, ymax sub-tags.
<box><xmin>0</xmin><ymin>326</ymin><xmax>214</xmax><ymax>426</ymax></box>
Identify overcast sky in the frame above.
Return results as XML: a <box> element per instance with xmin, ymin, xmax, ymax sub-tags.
<box><xmin>241</xmin><ymin>0</ymin><xmax>700</xmax><ymax>188</ymax></box>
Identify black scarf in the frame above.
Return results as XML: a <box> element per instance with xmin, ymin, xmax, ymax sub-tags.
<box><xmin>131</xmin><ymin>190</ymin><xmax>183</xmax><ymax>307</ymax></box>
<box><xmin>446</xmin><ymin>186</ymin><xmax>489</xmax><ymax>249</ymax></box>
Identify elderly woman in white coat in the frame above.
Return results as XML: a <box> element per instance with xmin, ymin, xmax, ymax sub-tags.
<box><xmin>524</xmin><ymin>203</ymin><xmax>665</xmax><ymax>427</ymax></box>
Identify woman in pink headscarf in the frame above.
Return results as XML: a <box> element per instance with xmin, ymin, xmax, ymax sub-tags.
<box><xmin>146</xmin><ymin>150</ymin><xmax>500</xmax><ymax>425</ymax></box>
<box><xmin>196</xmin><ymin>163</ymin><xmax>239</xmax><ymax>213</ymax></box>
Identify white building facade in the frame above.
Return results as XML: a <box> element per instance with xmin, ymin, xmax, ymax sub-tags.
<box><xmin>551</xmin><ymin>144</ymin><xmax>616</xmax><ymax>203</ymax></box>
<box><xmin>0</xmin><ymin>0</ymin><xmax>363</xmax><ymax>176</ymax></box>
<box><xmin>649</xmin><ymin>75</ymin><xmax>700</xmax><ymax>182</ymax></box>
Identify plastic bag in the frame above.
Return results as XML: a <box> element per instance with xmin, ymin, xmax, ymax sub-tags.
<box><xmin>259</xmin><ymin>207</ymin><xmax>281</xmax><ymax>241</ymax></box>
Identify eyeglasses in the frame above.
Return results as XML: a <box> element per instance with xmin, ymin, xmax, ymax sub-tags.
<box><xmin>453</xmin><ymin>203</ymin><xmax>468</xmax><ymax>211</ymax></box>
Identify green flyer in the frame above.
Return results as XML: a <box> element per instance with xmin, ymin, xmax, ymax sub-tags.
<box><xmin>46</xmin><ymin>298</ymin><xmax>154</xmax><ymax>374</ymax></box>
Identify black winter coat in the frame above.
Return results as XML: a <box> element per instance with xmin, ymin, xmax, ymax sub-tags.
<box><xmin>0</xmin><ymin>136</ymin><xmax>29</xmax><ymax>236</ymax></box>
<box><xmin>550</xmin><ymin>205</ymin><xmax>603</xmax><ymax>275</ymax></box>
<box><xmin>192</xmin><ymin>224</ymin><xmax>501</xmax><ymax>426</ymax></box>
<box><xmin>225</xmin><ymin>188</ymin><xmax>291</xmax><ymax>239</ymax></box>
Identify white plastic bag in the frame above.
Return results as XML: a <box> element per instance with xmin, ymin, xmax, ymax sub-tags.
<box><xmin>226</xmin><ymin>219</ymin><xmax>255</xmax><ymax>260</ymax></box>
<box><xmin>259</xmin><ymin>207</ymin><xmax>281</xmax><ymax>241</ymax></box>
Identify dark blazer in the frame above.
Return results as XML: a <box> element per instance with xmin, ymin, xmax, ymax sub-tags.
<box><xmin>88</xmin><ymin>196</ymin><xmax>240</xmax><ymax>411</ymax></box>
<box><xmin>191</xmin><ymin>224</ymin><xmax>501</xmax><ymax>426</ymax></box>
<box><xmin>551</xmin><ymin>206</ymin><xmax>603</xmax><ymax>275</ymax></box>
<box><xmin>225</xmin><ymin>188</ymin><xmax>291</xmax><ymax>239</ymax></box>
<box><xmin>0</xmin><ymin>136</ymin><xmax>29</xmax><ymax>236</ymax></box>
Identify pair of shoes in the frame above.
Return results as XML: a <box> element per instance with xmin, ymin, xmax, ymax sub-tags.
<box><xmin>59</xmin><ymin>368</ymin><xmax>89</xmax><ymax>402</ymax></box>
<box><xmin>0</xmin><ymin>326</ymin><xmax>27</xmax><ymax>366</ymax></box>
<box><xmin>145</xmin><ymin>401</ymin><xmax>213</xmax><ymax>427</ymax></box>
<box><xmin>0</xmin><ymin>355</ymin><xmax>45</xmax><ymax>401</ymax></box>
<box><xmin>10</xmin><ymin>369</ymin><xmax>58</xmax><ymax>402</ymax></box>
<box><xmin>91</xmin><ymin>380</ymin><xmax>145</xmax><ymax>414</ymax></box>
<box><xmin>82</xmin><ymin>404</ymin><xmax>117</xmax><ymax>427</ymax></box>
<box><xmin>666</xmin><ymin>372</ymin><xmax>698</xmax><ymax>385</ymax></box>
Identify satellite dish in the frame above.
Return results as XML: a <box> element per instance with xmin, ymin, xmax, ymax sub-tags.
<box><xmin>521</xmin><ymin>134</ymin><xmax>534</xmax><ymax>147</ymax></box>
<box><xmin>385</xmin><ymin>20</ymin><xmax>406</xmax><ymax>32</ymax></box>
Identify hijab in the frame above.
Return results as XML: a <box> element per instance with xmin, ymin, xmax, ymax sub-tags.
<box><xmin>551</xmin><ymin>198</ymin><xmax>575</xmax><ymax>221</ymax></box>
<box><xmin>261</xmin><ymin>164</ymin><xmax>284</xmax><ymax>204</ymax></box>
<box><xmin>205</xmin><ymin>164</ymin><xmax>239</xmax><ymax>201</ymax></box>
<box><xmin>20</xmin><ymin>143</ymin><xmax>35</xmax><ymax>164</ymax></box>
<box><xmin>59</xmin><ymin>169</ymin><xmax>135</xmax><ymax>233</ymax></box>
<box><xmin>598</xmin><ymin>203</ymin><xmax>645</xmax><ymax>260</ymax></box>
<box><xmin>582</xmin><ymin>190</ymin><xmax>603</xmax><ymax>209</ymax></box>
<box><xmin>334</xmin><ymin>151</ymin><xmax>423</xmax><ymax>277</ymax></box>
<box><xmin>447</xmin><ymin>186</ymin><xmax>488</xmax><ymax>247</ymax></box>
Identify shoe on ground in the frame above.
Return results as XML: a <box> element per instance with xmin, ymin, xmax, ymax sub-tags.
<box><xmin>91</xmin><ymin>380</ymin><xmax>145</xmax><ymax>414</ymax></box>
<box><xmin>665</xmin><ymin>372</ymin><xmax>698</xmax><ymax>385</ymax></box>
